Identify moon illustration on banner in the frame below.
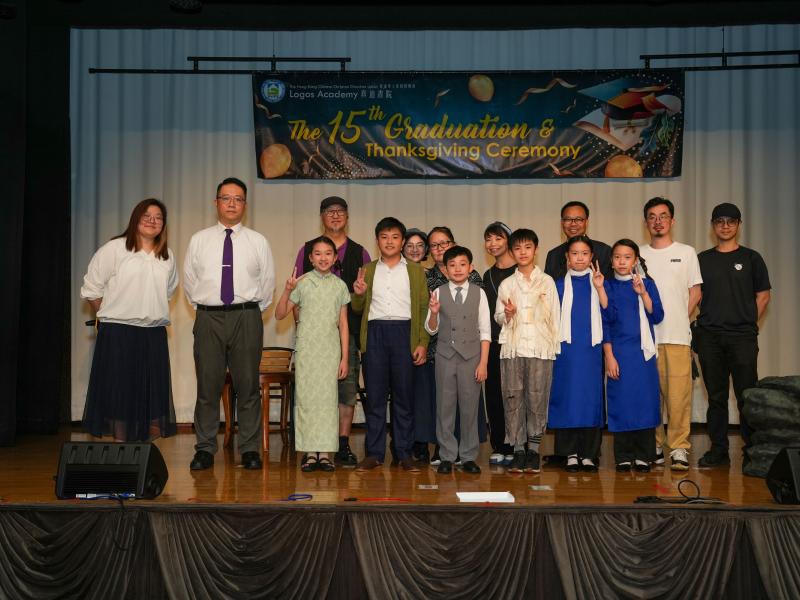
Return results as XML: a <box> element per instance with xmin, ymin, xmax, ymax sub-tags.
<box><xmin>468</xmin><ymin>74</ymin><xmax>495</xmax><ymax>102</ymax></box>
<box><xmin>259</xmin><ymin>144</ymin><xmax>292</xmax><ymax>178</ymax></box>
<box><xmin>604</xmin><ymin>154</ymin><xmax>643</xmax><ymax>178</ymax></box>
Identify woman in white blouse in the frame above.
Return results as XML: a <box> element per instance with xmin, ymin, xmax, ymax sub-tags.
<box><xmin>80</xmin><ymin>199</ymin><xmax>178</xmax><ymax>441</ymax></box>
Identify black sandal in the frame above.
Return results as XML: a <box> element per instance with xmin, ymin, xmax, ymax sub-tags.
<box><xmin>317</xmin><ymin>456</ymin><xmax>335</xmax><ymax>472</ymax></box>
<box><xmin>301</xmin><ymin>454</ymin><xmax>319</xmax><ymax>472</ymax></box>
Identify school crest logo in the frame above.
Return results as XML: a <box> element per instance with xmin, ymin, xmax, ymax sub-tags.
<box><xmin>261</xmin><ymin>79</ymin><xmax>286</xmax><ymax>103</ymax></box>
<box><xmin>734</xmin><ymin>263</ymin><xmax>743</xmax><ymax>271</ymax></box>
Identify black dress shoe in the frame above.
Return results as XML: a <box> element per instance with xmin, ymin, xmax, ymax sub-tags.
<box><xmin>190</xmin><ymin>450</ymin><xmax>214</xmax><ymax>470</ymax></box>
<box><xmin>242</xmin><ymin>451</ymin><xmax>263</xmax><ymax>470</ymax></box>
<box><xmin>460</xmin><ymin>461</ymin><xmax>481</xmax><ymax>474</ymax></box>
<box><xmin>334</xmin><ymin>444</ymin><xmax>358</xmax><ymax>467</ymax></box>
<box><xmin>437</xmin><ymin>460</ymin><xmax>453</xmax><ymax>474</ymax></box>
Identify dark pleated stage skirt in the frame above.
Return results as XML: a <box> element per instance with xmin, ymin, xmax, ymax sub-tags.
<box><xmin>83</xmin><ymin>322</ymin><xmax>177</xmax><ymax>442</ymax></box>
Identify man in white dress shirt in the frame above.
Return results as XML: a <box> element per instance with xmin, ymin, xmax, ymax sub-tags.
<box><xmin>183</xmin><ymin>177</ymin><xmax>275</xmax><ymax>470</ymax></box>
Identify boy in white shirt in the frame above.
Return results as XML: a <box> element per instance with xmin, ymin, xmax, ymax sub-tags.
<box><xmin>426</xmin><ymin>246</ymin><xmax>490</xmax><ymax>474</ymax></box>
<box><xmin>494</xmin><ymin>229</ymin><xmax>561</xmax><ymax>474</ymax></box>
<box><xmin>640</xmin><ymin>197</ymin><xmax>702</xmax><ymax>470</ymax></box>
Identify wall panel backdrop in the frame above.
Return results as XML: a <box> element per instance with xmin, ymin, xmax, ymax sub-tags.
<box><xmin>70</xmin><ymin>26</ymin><xmax>800</xmax><ymax>423</ymax></box>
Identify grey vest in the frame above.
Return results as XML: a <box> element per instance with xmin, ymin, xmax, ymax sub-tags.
<box><xmin>436</xmin><ymin>283</ymin><xmax>481</xmax><ymax>360</ymax></box>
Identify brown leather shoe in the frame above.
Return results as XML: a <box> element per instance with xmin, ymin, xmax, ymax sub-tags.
<box><xmin>399</xmin><ymin>457</ymin><xmax>421</xmax><ymax>473</ymax></box>
<box><xmin>356</xmin><ymin>456</ymin><xmax>383</xmax><ymax>471</ymax></box>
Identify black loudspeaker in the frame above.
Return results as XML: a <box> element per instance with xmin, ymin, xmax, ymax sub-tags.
<box><xmin>766</xmin><ymin>447</ymin><xmax>800</xmax><ymax>504</ymax></box>
<box><xmin>55</xmin><ymin>442</ymin><xmax>168</xmax><ymax>500</ymax></box>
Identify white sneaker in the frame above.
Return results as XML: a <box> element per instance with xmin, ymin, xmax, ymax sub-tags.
<box><xmin>653</xmin><ymin>447</ymin><xmax>665</xmax><ymax>466</ymax></box>
<box><xmin>489</xmin><ymin>453</ymin><xmax>504</xmax><ymax>465</ymax></box>
<box><xmin>503</xmin><ymin>454</ymin><xmax>515</xmax><ymax>466</ymax></box>
<box><xmin>670</xmin><ymin>448</ymin><xmax>690</xmax><ymax>471</ymax></box>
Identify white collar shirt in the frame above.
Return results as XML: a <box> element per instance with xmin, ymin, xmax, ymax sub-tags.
<box><xmin>80</xmin><ymin>237</ymin><xmax>178</xmax><ymax>327</ymax></box>
<box><xmin>425</xmin><ymin>280</ymin><xmax>491</xmax><ymax>341</ymax></box>
<box><xmin>368</xmin><ymin>256</ymin><xmax>411</xmax><ymax>320</ymax></box>
<box><xmin>183</xmin><ymin>222</ymin><xmax>276</xmax><ymax>311</ymax></box>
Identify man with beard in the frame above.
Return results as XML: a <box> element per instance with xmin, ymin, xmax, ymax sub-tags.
<box><xmin>640</xmin><ymin>197</ymin><xmax>703</xmax><ymax>471</ymax></box>
<box><xmin>293</xmin><ymin>196</ymin><xmax>371</xmax><ymax>466</ymax></box>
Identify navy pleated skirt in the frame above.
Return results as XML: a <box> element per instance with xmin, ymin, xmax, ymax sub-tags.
<box><xmin>83</xmin><ymin>322</ymin><xmax>176</xmax><ymax>441</ymax></box>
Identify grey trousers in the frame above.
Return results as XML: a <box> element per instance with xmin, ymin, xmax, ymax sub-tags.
<box><xmin>193</xmin><ymin>307</ymin><xmax>263</xmax><ymax>455</ymax></box>
<box><xmin>435</xmin><ymin>352</ymin><xmax>481</xmax><ymax>462</ymax></box>
<box><xmin>500</xmin><ymin>356</ymin><xmax>553</xmax><ymax>448</ymax></box>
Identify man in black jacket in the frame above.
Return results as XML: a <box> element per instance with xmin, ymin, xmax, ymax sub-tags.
<box><xmin>544</xmin><ymin>201</ymin><xmax>612</xmax><ymax>281</ymax></box>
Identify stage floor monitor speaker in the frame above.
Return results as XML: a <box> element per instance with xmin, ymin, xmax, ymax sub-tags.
<box><xmin>55</xmin><ymin>442</ymin><xmax>168</xmax><ymax>500</ymax></box>
<box><xmin>766</xmin><ymin>447</ymin><xmax>800</xmax><ymax>504</ymax></box>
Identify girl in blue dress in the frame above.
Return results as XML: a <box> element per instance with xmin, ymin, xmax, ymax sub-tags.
<box><xmin>549</xmin><ymin>236</ymin><xmax>608</xmax><ymax>472</ymax></box>
<box><xmin>602</xmin><ymin>239</ymin><xmax>664</xmax><ymax>472</ymax></box>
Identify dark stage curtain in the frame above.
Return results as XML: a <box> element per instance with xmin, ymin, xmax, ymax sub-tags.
<box><xmin>1</xmin><ymin>506</ymin><xmax>798</xmax><ymax>599</ymax></box>
<box><xmin>0</xmin><ymin>0</ymin><xmax>27</xmax><ymax>447</ymax></box>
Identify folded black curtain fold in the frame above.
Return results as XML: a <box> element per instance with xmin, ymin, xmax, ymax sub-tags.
<box><xmin>148</xmin><ymin>508</ymin><xmax>346</xmax><ymax>599</ymax></box>
<box><xmin>347</xmin><ymin>509</ymin><xmax>562</xmax><ymax>599</ymax></box>
<box><xmin>0</xmin><ymin>506</ymin><xmax>797</xmax><ymax>599</ymax></box>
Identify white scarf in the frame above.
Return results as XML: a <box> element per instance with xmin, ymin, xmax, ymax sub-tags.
<box><xmin>614</xmin><ymin>272</ymin><xmax>657</xmax><ymax>361</ymax></box>
<box><xmin>559</xmin><ymin>269</ymin><xmax>603</xmax><ymax>347</ymax></box>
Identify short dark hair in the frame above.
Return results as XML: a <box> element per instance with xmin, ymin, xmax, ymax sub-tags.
<box><xmin>560</xmin><ymin>201</ymin><xmax>589</xmax><ymax>218</ymax></box>
<box><xmin>443</xmin><ymin>245</ymin><xmax>473</xmax><ymax>265</ymax></box>
<box><xmin>643</xmin><ymin>196</ymin><xmax>674</xmax><ymax>220</ymax></box>
<box><xmin>483</xmin><ymin>222</ymin><xmax>512</xmax><ymax>240</ymax></box>
<box><xmin>375</xmin><ymin>217</ymin><xmax>406</xmax><ymax>239</ymax></box>
<box><xmin>510</xmin><ymin>228</ymin><xmax>539</xmax><ymax>248</ymax></box>
<box><xmin>307</xmin><ymin>235</ymin><xmax>337</xmax><ymax>257</ymax></box>
<box><xmin>216</xmin><ymin>177</ymin><xmax>247</xmax><ymax>198</ymax></box>
<box><xmin>566</xmin><ymin>235</ymin><xmax>594</xmax><ymax>253</ymax></box>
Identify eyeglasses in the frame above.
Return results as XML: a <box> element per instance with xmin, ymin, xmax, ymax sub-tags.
<box><xmin>712</xmin><ymin>217</ymin><xmax>739</xmax><ymax>226</ymax></box>
<box><xmin>646</xmin><ymin>214</ymin><xmax>671</xmax><ymax>223</ymax></box>
<box><xmin>430</xmin><ymin>240</ymin><xmax>454</xmax><ymax>251</ymax></box>
<box><xmin>404</xmin><ymin>242</ymin><xmax>426</xmax><ymax>251</ymax></box>
<box><xmin>561</xmin><ymin>217</ymin><xmax>586</xmax><ymax>225</ymax></box>
<box><xmin>140</xmin><ymin>214</ymin><xmax>164</xmax><ymax>223</ymax></box>
<box><xmin>323</xmin><ymin>208</ymin><xmax>347</xmax><ymax>217</ymax></box>
<box><xmin>217</xmin><ymin>195</ymin><xmax>245</xmax><ymax>205</ymax></box>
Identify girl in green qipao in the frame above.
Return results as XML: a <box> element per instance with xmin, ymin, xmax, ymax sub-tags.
<box><xmin>275</xmin><ymin>236</ymin><xmax>350</xmax><ymax>472</ymax></box>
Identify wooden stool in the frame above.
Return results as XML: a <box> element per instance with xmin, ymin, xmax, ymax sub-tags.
<box><xmin>221</xmin><ymin>347</ymin><xmax>294</xmax><ymax>453</ymax></box>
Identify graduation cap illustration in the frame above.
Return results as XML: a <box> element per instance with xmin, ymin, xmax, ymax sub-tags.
<box><xmin>574</xmin><ymin>77</ymin><xmax>681</xmax><ymax>151</ymax></box>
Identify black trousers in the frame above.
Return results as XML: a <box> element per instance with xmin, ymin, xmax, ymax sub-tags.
<box><xmin>694</xmin><ymin>326</ymin><xmax>759</xmax><ymax>451</ymax></box>
<box><xmin>554</xmin><ymin>427</ymin><xmax>602</xmax><ymax>460</ymax></box>
<box><xmin>613</xmin><ymin>428</ymin><xmax>655</xmax><ymax>463</ymax></box>
<box><xmin>485</xmin><ymin>341</ymin><xmax>512</xmax><ymax>455</ymax></box>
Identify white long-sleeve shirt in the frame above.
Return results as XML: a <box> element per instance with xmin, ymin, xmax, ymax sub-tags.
<box><xmin>425</xmin><ymin>281</ymin><xmax>491</xmax><ymax>342</ymax></box>
<box><xmin>183</xmin><ymin>222</ymin><xmax>276</xmax><ymax>311</ymax></box>
<box><xmin>80</xmin><ymin>237</ymin><xmax>178</xmax><ymax>327</ymax></box>
<box><xmin>493</xmin><ymin>267</ymin><xmax>561</xmax><ymax>359</ymax></box>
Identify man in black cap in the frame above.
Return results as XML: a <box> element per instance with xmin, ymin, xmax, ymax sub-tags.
<box><xmin>695</xmin><ymin>202</ymin><xmax>771</xmax><ymax>468</ymax></box>
<box><xmin>293</xmin><ymin>196</ymin><xmax>371</xmax><ymax>466</ymax></box>
<box><xmin>544</xmin><ymin>201</ymin><xmax>613</xmax><ymax>281</ymax></box>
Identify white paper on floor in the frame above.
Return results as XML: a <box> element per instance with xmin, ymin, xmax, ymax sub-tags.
<box><xmin>456</xmin><ymin>491</ymin><xmax>515</xmax><ymax>503</ymax></box>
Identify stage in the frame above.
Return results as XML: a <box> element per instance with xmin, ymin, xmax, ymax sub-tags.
<box><xmin>0</xmin><ymin>429</ymin><xmax>798</xmax><ymax>599</ymax></box>
<box><xmin>0</xmin><ymin>427</ymin><xmax>780</xmax><ymax>506</ymax></box>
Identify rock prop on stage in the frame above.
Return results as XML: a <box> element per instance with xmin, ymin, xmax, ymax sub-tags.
<box><xmin>742</xmin><ymin>376</ymin><xmax>800</xmax><ymax>477</ymax></box>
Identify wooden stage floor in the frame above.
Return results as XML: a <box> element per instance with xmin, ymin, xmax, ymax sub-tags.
<box><xmin>0</xmin><ymin>427</ymin><xmax>780</xmax><ymax>507</ymax></box>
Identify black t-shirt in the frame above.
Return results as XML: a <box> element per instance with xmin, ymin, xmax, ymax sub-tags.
<box><xmin>482</xmin><ymin>264</ymin><xmax>517</xmax><ymax>342</ymax></box>
<box><xmin>544</xmin><ymin>238</ymin><xmax>613</xmax><ymax>281</ymax></box>
<box><xmin>697</xmin><ymin>245</ymin><xmax>771</xmax><ymax>335</ymax></box>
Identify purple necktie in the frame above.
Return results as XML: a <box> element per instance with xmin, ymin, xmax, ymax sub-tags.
<box><xmin>221</xmin><ymin>228</ymin><xmax>234</xmax><ymax>305</ymax></box>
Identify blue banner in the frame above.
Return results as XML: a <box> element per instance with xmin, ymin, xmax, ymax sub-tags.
<box><xmin>252</xmin><ymin>70</ymin><xmax>684</xmax><ymax>179</ymax></box>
